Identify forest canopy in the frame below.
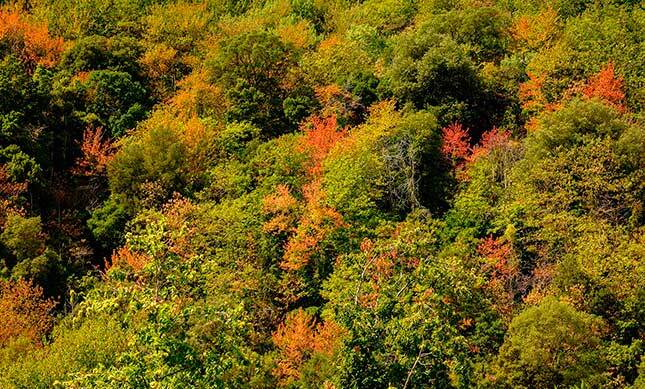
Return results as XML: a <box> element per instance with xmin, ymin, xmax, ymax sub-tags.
<box><xmin>0</xmin><ymin>0</ymin><xmax>643</xmax><ymax>388</ymax></box>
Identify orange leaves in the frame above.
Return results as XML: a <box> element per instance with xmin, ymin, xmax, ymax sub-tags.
<box><xmin>273</xmin><ymin>309</ymin><xmax>345</xmax><ymax>385</ymax></box>
<box><xmin>0</xmin><ymin>165</ymin><xmax>27</xmax><ymax>226</ymax></box>
<box><xmin>314</xmin><ymin>84</ymin><xmax>358</xmax><ymax>120</ymax></box>
<box><xmin>263</xmin><ymin>184</ymin><xmax>299</xmax><ymax>234</ymax></box>
<box><xmin>299</xmin><ymin>115</ymin><xmax>347</xmax><ymax>176</ymax></box>
<box><xmin>520</xmin><ymin>62</ymin><xmax>627</xmax><ymax>120</ymax></box>
<box><xmin>0</xmin><ymin>279</ymin><xmax>55</xmax><ymax>347</ymax></box>
<box><xmin>477</xmin><ymin>236</ymin><xmax>514</xmax><ymax>277</ymax></box>
<box><xmin>109</xmin><ymin>246</ymin><xmax>150</xmax><ymax>273</ymax></box>
<box><xmin>0</xmin><ymin>165</ymin><xmax>27</xmax><ymax>198</ymax></box>
<box><xmin>583</xmin><ymin>62</ymin><xmax>626</xmax><ymax>112</ymax></box>
<box><xmin>441</xmin><ymin>122</ymin><xmax>471</xmax><ymax>164</ymax></box>
<box><xmin>271</xmin><ymin>114</ymin><xmax>348</xmax><ymax>272</ymax></box>
<box><xmin>73</xmin><ymin>127</ymin><xmax>115</xmax><ymax>177</ymax></box>
<box><xmin>519</xmin><ymin>71</ymin><xmax>547</xmax><ymax>112</ymax></box>
<box><xmin>511</xmin><ymin>7</ymin><xmax>559</xmax><ymax>51</ymax></box>
<box><xmin>0</xmin><ymin>9</ymin><xmax>64</xmax><ymax>69</ymax></box>
<box><xmin>281</xmin><ymin>181</ymin><xmax>345</xmax><ymax>271</ymax></box>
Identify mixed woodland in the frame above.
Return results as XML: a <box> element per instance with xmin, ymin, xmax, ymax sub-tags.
<box><xmin>0</xmin><ymin>0</ymin><xmax>643</xmax><ymax>387</ymax></box>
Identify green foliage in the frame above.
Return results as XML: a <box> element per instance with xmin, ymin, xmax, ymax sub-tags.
<box><xmin>489</xmin><ymin>298</ymin><xmax>607</xmax><ymax>388</ymax></box>
<box><xmin>108</xmin><ymin>116</ymin><xmax>188</xmax><ymax>200</ymax></box>
<box><xmin>208</xmin><ymin>30</ymin><xmax>306</xmax><ymax>134</ymax></box>
<box><xmin>323</xmin><ymin>104</ymin><xmax>446</xmax><ymax>225</ymax></box>
<box><xmin>87</xmin><ymin>193</ymin><xmax>134</xmax><ymax>250</ymax></box>
<box><xmin>59</xmin><ymin>35</ymin><xmax>143</xmax><ymax>75</ymax></box>
<box><xmin>79</xmin><ymin>70</ymin><xmax>148</xmax><ymax>137</ymax></box>
<box><xmin>0</xmin><ymin>145</ymin><xmax>41</xmax><ymax>183</ymax></box>
<box><xmin>1</xmin><ymin>215</ymin><xmax>44</xmax><ymax>262</ymax></box>
<box><xmin>0</xmin><ymin>315</ymin><xmax>131</xmax><ymax>388</ymax></box>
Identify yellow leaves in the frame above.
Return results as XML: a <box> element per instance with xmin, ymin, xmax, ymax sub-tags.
<box><xmin>140</xmin><ymin>44</ymin><xmax>179</xmax><ymax>80</ymax></box>
<box><xmin>0</xmin><ymin>8</ymin><xmax>64</xmax><ymax>69</ymax></box>
<box><xmin>170</xmin><ymin>69</ymin><xmax>228</xmax><ymax>120</ymax></box>
<box><xmin>145</xmin><ymin>1</ymin><xmax>212</xmax><ymax>51</ymax></box>
<box><xmin>277</xmin><ymin>20</ymin><xmax>316</xmax><ymax>49</ymax></box>
<box><xmin>511</xmin><ymin>6</ymin><xmax>559</xmax><ymax>51</ymax></box>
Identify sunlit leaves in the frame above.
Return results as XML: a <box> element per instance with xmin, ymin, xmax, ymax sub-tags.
<box><xmin>0</xmin><ymin>279</ymin><xmax>55</xmax><ymax>347</ymax></box>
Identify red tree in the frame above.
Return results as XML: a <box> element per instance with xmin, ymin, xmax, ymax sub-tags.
<box><xmin>441</xmin><ymin>122</ymin><xmax>471</xmax><ymax>164</ymax></box>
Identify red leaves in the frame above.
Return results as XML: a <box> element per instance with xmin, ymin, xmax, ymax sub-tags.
<box><xmin>477</xmin><ymin>236</ymin><xmax>518</xmax><ymax>319</ymax></box>
<box><xmin>477</xmin><ymin>236</ymin><xmax>514</xmax><ymax>276</ymax></box>
<box><xmin>583</xmin><ymin>62</ymin><xmax>626</xmax><ymax>112</ymax></box>
<box><xmin>441</xmin><ymin>122</ymin><xmax>471</xmax><ymax>163</ymax></box>
<box><xmin>468</xmin><ymin>127</ymin><xmax>511</xmax><ymax>163</ymax></box>
<box><xmin>0</xmin><ymin>279</ymin><xmax>55</xmax><ymax>347</ymax></box>
<box><xmin>441</xmin><ymin>123</ymin><xmax>513</xmax><ymax>171</ymax></box>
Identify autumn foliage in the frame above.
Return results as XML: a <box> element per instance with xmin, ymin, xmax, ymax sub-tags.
<box><xmin>477</xmin><ymin>236</ymin><xmax>518</xmax><ymax>319</ymax></box>
<box><xmin>0</xmin><ymin>279</ymin><xmax>55</xmax><ymax>346</ymax></box>
<box><xmin>298</xmin><ymin>115</ymin><xmax>347</xmax><ymax>176</ymax></box>
<box><xmin>281</xmin><ymin>181</ymin><xmax>345</xmax><ymax>272</ymax></box>
<box><xmin>468</xmin><ymin>127</ymin><xmax>511</xmax><ymax>163</ymax></box>
<box><xmin>0</xmin><ymin>165</ymin><xmax>27</xmax><ymax>225</ymax></box>
<box><xmin>108</xmin><ymin>246</ymin><xmax>150</xmax><ymax>273</ymax></box>
<box><xmin>511</xmin><ymin>6</ymin><xmax>559</xmax><ymax>50</ymax></box>
<box><xmin>441</xmin><ymin>122</ymin><xmax>471</xmax><ymax>164</ymax></box>
<box><xmin>583</xmin><ymin>62</ymin><xmax>626</xmax><ymax>112</ymax></box>
<box><xmin>273</xmin><ymin>309</ymin><xmax>345</xmax><ymax>386</ymax></box>
<box><xmin>0</xmin><ymin>8</ymin><xmax>64</xmax><ymax>68</ymax></box>
<box><xmin>73</xmin><ymin>127</ymin><xmax>115</xmax><ymax>176</ymax></box>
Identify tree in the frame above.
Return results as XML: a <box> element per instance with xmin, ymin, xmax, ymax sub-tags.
<box><xmin>1</xmin><ymin>214</ymin><xmax>44</xmax><ymax>262</ymax></box>
<box><xmin>273</xmin><ymin>309</ymin><xmax>345</xmax><ymax>387</ymax></box>
<box><xmin>73</xmin><ymin>126</ymin><xmax>115</xmax><ymax>177</ymax></box>
<box><xmin>209</xmin><ymin>30</ymin><xmax>306</xmax><ymax>134</ymax></box>
<box><xmin>0</xmin><ymin>279</ymin><xmax>55</xmax><ymax>347</ymax></box>
<box><xmin>0</xmin><ymin>8</ymin><xmax>64</xmax><ymax>69</ymax></box>
<box><xmin>490</xmin><ymin>298</ymin><xmax>607</xmax><ymax>388</ymax></box>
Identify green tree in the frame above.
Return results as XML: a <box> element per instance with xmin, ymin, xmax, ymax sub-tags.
<box><xmin>490</xmin><ymin>298</ymin><xmax>607</xmax><ymax>388</ymax></box>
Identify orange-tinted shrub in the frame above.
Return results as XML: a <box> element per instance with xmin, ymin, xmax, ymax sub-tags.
<box><xmin>583</xmin><ymin>62</ymin><xmax>626</xmax><ymax>112</ymax></box>
<box><xmin>273</xmin><ymin>309</ymin><xmax>345</xmax><ymax>385</ymax></box>
<box><xmin>0</xmin><ymin>9</ymin><xmax>64</xmax><ymax>68</ymax></box>
<box><xmin>73</xmin><ymin>127</ymin><xmax>115</xmax><ymax>176</ymax></box>
<box><xmin>0</xmin><ymin>279</ymin><xmax>55</xmax><ymax>346</ymax></box>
